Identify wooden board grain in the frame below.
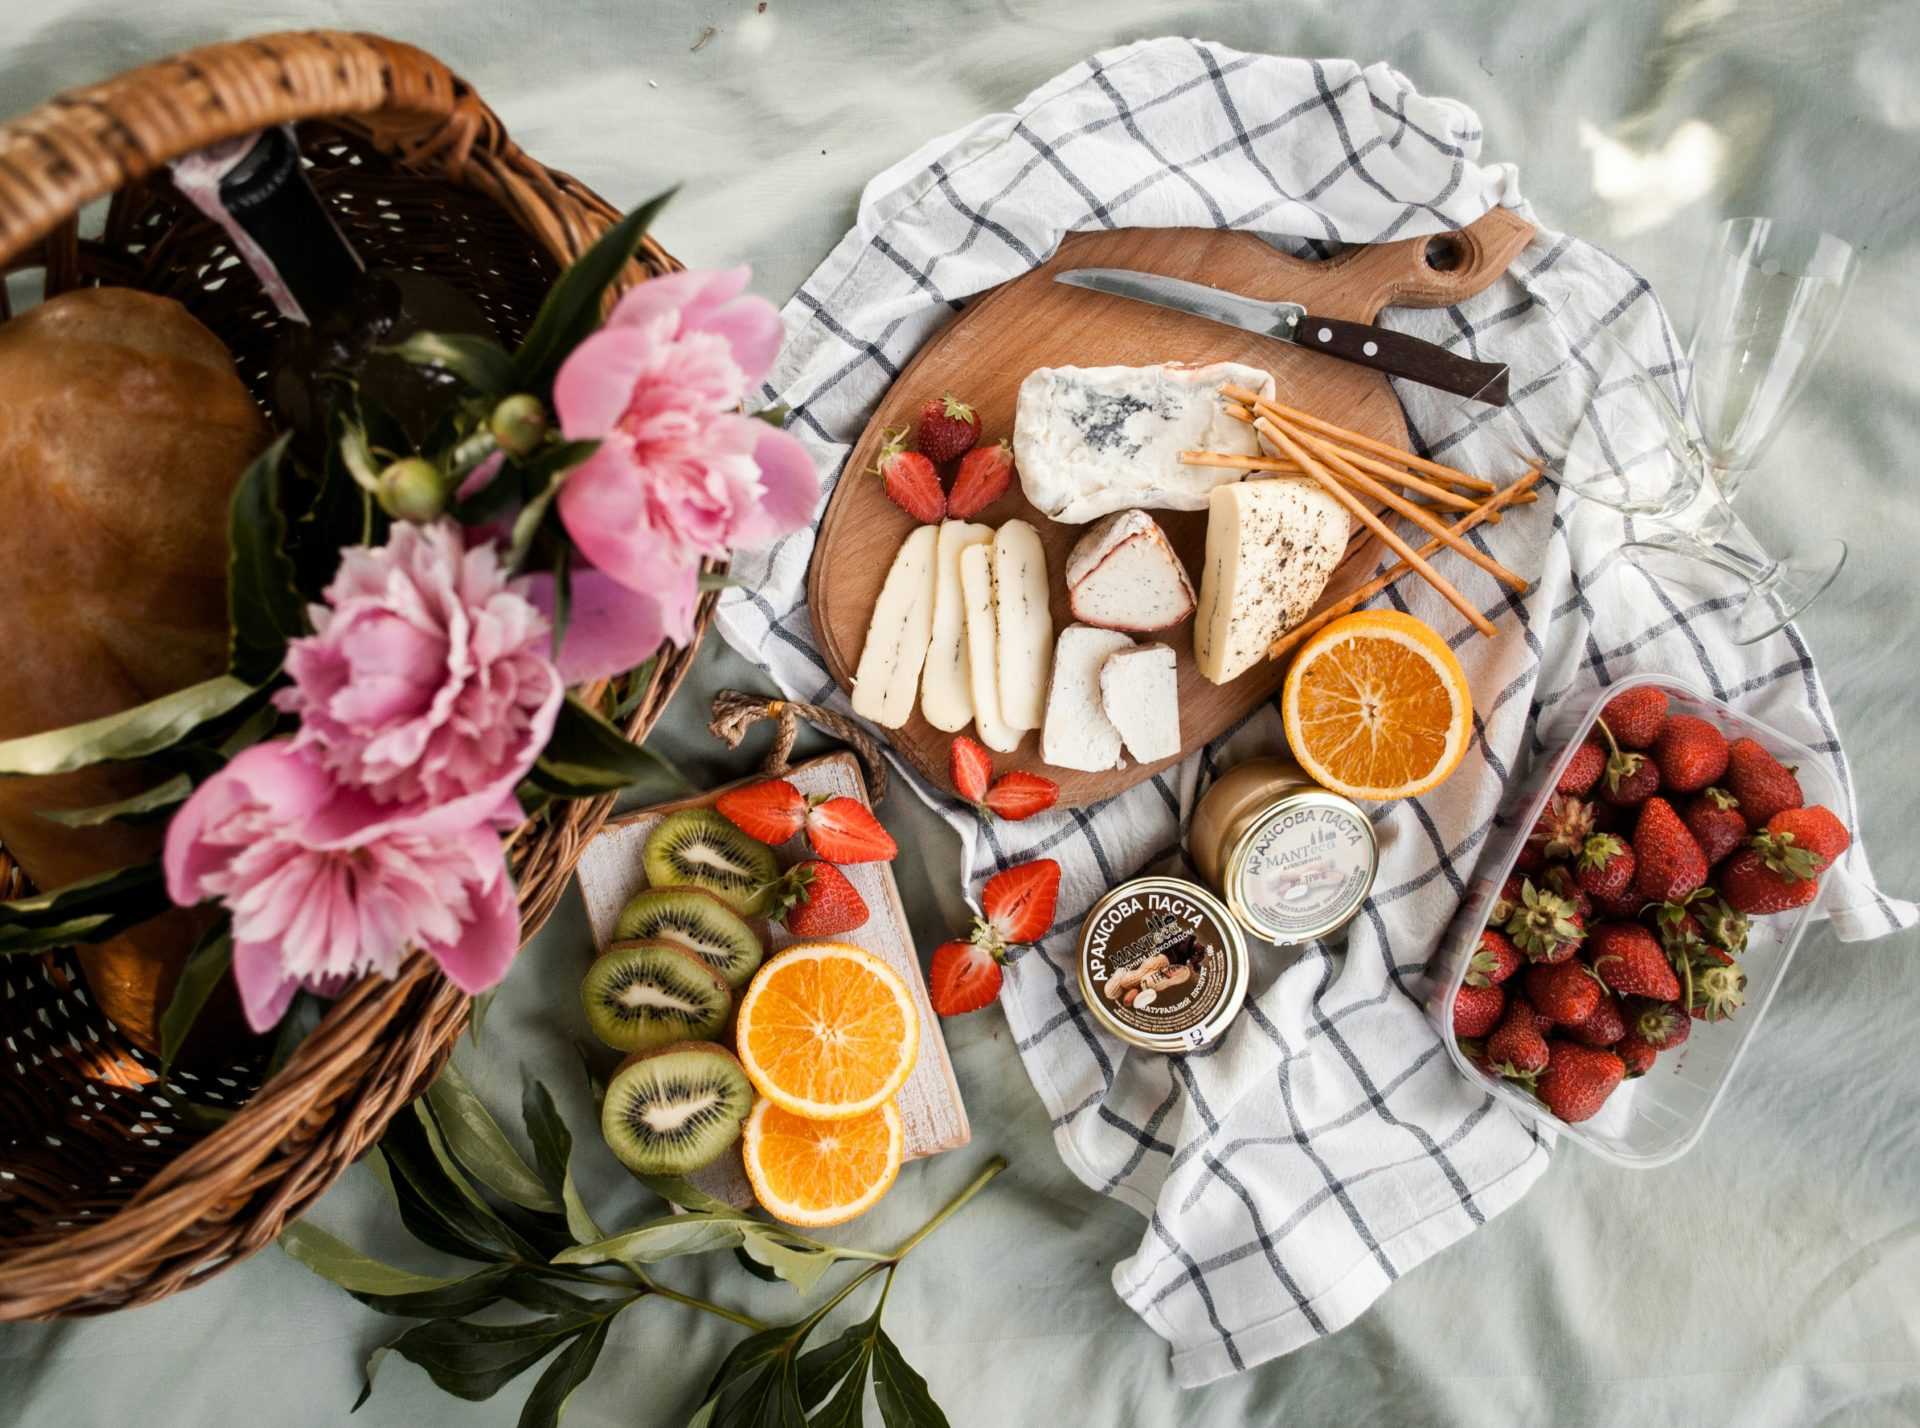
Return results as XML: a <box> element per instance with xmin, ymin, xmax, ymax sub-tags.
<box><xmin>574</xmin><ymin>752</ymin><xmax>967</xmax><ymax>1209</ymax></box>
<box><xmin>809</xmin><ymin>211</ymin><xmax>1535</xmax><ymax>808</ymax></box>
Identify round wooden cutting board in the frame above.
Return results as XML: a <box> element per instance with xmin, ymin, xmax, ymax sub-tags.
<box><xmin>807</xmin><ymin>208</ymin><xmax>1536</xmax><ymax>808</ymax></box>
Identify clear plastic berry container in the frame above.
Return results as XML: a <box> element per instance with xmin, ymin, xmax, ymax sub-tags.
<box><xmin>1425</xmin><ymin>671</ymin><xmax>1841</xmax><ymax>1167</ymax></box>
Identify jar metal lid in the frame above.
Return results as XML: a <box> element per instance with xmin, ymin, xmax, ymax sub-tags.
<box><xmin>1221</xmin><ymin>790</ymin><xmax>1377</xmax><ymax>944</ymax></box>
<box><xmin>1076</xmin><ymin>876</ymin><xmax>1249</xmax><ymax>1054</ymax></box>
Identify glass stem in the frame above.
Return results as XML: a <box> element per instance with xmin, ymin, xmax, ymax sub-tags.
<box><xmin>1653</xmin><ymin>488</ymin><xmax>1780</xmax><ymax>594</ymax></box>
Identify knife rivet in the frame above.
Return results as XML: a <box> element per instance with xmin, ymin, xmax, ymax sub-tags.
<box><xmin>1317</xmin><ymin>327</ymin><xmax>1333</xmax><ymax>343</ymax></box>
<box><xmin>1363</xmin><ymin>340</ymin><xmax>1378</xmax><ymax>356</ymax></box>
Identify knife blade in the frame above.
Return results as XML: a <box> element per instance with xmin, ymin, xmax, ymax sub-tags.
<box><xmin>1055</xmin><ymin>267</ymin><xmax>1509</xmax><ymax>406</ymax></box>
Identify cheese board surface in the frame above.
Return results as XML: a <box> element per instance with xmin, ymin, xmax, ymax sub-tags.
<box><xmin>808</xmin><ymin>210</ymin><xmax>1536</xmax><ymax>808</ymax></box>
<box><xmin>574</xmin><ymin>752</ymin><xmax>968</xmax><ymax>1209</ymax></box>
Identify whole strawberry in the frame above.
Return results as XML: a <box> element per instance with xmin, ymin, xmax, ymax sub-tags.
<box><xmin>1504</xmin><ymin>882</ymin><xmax>1585</xmax><ymax>963</ymax></box>
<box><xmin>1724</xmin><ymin>737</ymin><xmax>1803</xmax><ymax>830</ymax></box>
<box><xmin>1762</xmin><ymin>805</ymin><xmax>1851</xmax><ymax>870</ymax></box>
<box><xmin>1718</xmin><ymin>844</ymin><xmax>1820</xmax><ymax>916</ymax></box>
<box><xmin>1568</xmin><ymin>993</ymin><xmax>1627</xmax><ymax>1048</ymax></box>
<box><xmin>915</xmin><ymin>392</ymin><xmax>981</xmax><ymax>465</ymax></box>
<box><xmin>1536</xmin><ymin>1041</ymin><xmax>1626</xmax><ymax>1122</ymax></box>
<box><xmin>1487</xmin><ymin>995</ymin><xmax>1550</xmax><ymax>1076</ymax></box>
<box><xmin>1601</xmin><ymin>760</ymin><xmax>1661</xmax><ymax>809</ymax></box>
<box><xmin>1624</xmin><ymin>997</ymin><xmax>1691</xmax><ymax>1051</ymax></box>
<box><xmin>947</xmin><ymin>440</ymin><xmax>1015</xmax><ymax>519</ymax></box>
<box><xmin>1453</xmin><ymin>982</ymin><xmax>1506</xmax><ymax>1039</ymax></box>
<box><xmin>872</xmin><ymin>426</ymin><xmax>945</xmax><ymax>523</ymax></box>
<box><xmin>1649</xmin><ymin>896</ymin><xmax>1711</xmax><ymax>966</ymax></box>
<box><xmin>1574</xmin><ymin>833</ymin><xmax>1635</xmax><ymax>906</ymax></box>
<box><xmin>1490</xmin><ymin>874</ymin><xmax>1526</xmax><ymax>928</ymax></box>
<box><xmin>1588</xmin><ymin>921</ymin><xmax>1680</xmax><ymax>1001</ymax></box>
<box><xmin>1557</xmin><ymin>740</ymin><xmax>1606</xmax><ymax>796</ymax></box>
<box><xmin>1524</xmin><ymin>959</ymin><xmax>1603</xmax><ymax>1026</ymax></box>
<box><xmin>1694</xmin><ymin>896</ymin><xmax>1750</xmax><ymax>956</ymax></box>
<box><xmin>1632</xmin><ymin>798</ymin><xmax>1708</xmax><ymax>903</ymax></box>
<box><xmin>1649</xmin><ymin>713</ymin><xmax>1729</xmax><ymax>793</ymax></box>
<box><xmin>1465</xmin><ymin>928</ymin><xmax>1523</xmax><ymax>987</ymax></box>
<box><xmin>1540</xmin><ymin>864</ymin><xmax>1594</xmax><ymax>923</ymax></box>
<box><xmin>1599</xmin><ymin>686</ymin><xmax>1668</xmax><ymax>750</ymax></box>
<box><xmin>1616</xmin><ymin>1033</ymin><xmax>1658</xmax><ymax>1078</ymax></box>
<box><xmin>767</xmin><ymin>861</ymin><xmax>870</xmax><ymax>937</ymax></box>
<box><xmin>1681</xmin><ymin>788</ymin><xmax>1747</xmax><ymax>865</ymax></box>
<box><xmin>1527</xmin><ymin>794</ymin><xmax>1596</xmax><ymax>864</ymax></box>
<box><xmin>1688</xmin><ymin>953</ymin><xmax>1747</xmax><ymax>1021</ymax></box>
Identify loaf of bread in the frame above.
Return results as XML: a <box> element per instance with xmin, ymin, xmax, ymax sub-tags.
<box><xmin>0</xmin><ymin>287</ymin><xmax>270</xmax><ymax>1054</ymax></box>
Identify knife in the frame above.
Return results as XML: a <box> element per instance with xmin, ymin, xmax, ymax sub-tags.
<box><xmin>1054</xmin><ymin>268</ymin><xmax>1510</xmax><ymax>406</ymax></box>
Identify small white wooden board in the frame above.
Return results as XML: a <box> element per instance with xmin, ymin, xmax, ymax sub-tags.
<box><xmin>574</xmin><ymin>751</ymin><xmax>970</xmax><ymax>1207</ymax></box>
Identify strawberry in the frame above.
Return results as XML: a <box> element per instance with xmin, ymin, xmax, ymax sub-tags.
<box><xmin>1465</xmin><ymin>928</ymin><xmax>1523</xmax><ymax>988</ymax></box>
<box><xmin>1513</xmin><ymin>839</ymin><xmax>1547</xmax><ymax>876</ymax></box>
<box><xmin>1598</xmin><ymin>687</ymin><xmax>1668</xmax><ymax>750</ymax></box>
<box><xmin>1682</xmin><ymin>788</ymin><xmax>1747</xmax><ymax>866</ymax></box>
<box><xmin>1490</xmin><ymin>874</ymin><xmax>1526</xmax><ymax>928</ymax></box>
<box><xmin>1600</xmin><ymin>759</ymin><xmax>1661</xmax><ymax>808</ymax></box>
<box><xmin>1487</xmin><ymin>996</ymin><xmax>1550</xmax><ymax>1076</ymax></box>
<box><xmin>1504</xmin><ymin>882</ymin><xmax>1585</xmax><ymax>963</ymax></box>
<box><xmin>1724</xmin><ymin>737</ymin><xmax>1803</xmax><ymax>830</ymax></box>
<box><xmin>1717</xmin><ymin>845</ymin><xmax>1820</xmax><ymax>916</ymax></box>
<box><xmin>1632</xmin><ymin>798</ymin><xmax>1708</xmax><ymax>903</ymax></box>
<box><xmin>1649</xmin><ymin>895</ymin><xmax>1711</xmax><ymax>965</ymax></box>
<box><xmin>1524</xmin><ymin>959</ymin><xmax>1603</xmax><ymax>1026</ymax></box>
<box><xmin>716</xmin><ymin>781</ymin><xmax>897</xmax><ymax>864</ymax></box>
<box><xmin>1762</xmin><ymin>805</ymin><xmax>1851</xmax><ymax>869</ymax></box>
<box><xmin>1694</xmin><ymin>896</ymin><xmax>1749</xmax><ymax>956</ymax></box>
<box><xmin>1453</xmin><ymin>982</ymin><xmax>1506</xmax><ymax>1039</ymax></box>
<box><xmin>984</xmin><ymin>771</ymin><xmax>1059</xmax><ymax>822</ymax></box>
<box><xmin>1650</xmin><ymin>714</ymin><xmax>1729</xmax><ymax>793</ymax></box>
<box><xmin>1574</xmin><ymin>833</ymin><xmax>1635</xmax><ymax>905</ymax></box>
<box><xmin>947</xmin><ymin>440</ymin><xmax>1015</xmax><ymax>518</ymax></box>
<box><xmin>1687</xmin><ymin>953</ymin><xmax>1747</xmax><ymax>1021</ymax></box>
<box><xmin>1568</xmin><ymin>992</ymin><xmax>1627</xmax><ymax>1047</ymax></box>
<box><xmin>1587</xmin><ymin>921</ymin><xmax>1681</xmax><ymax>1001</ymax></box>
<box><xmin>768</xmin><ymin>861</ymin><xmax>870</xmax><ymax>936</ymax></box>
<box><xmin>950</xmin><ymin>735</ymin><xmax>993</xmax><ymax>805</ymax></box>
<box><xmin>1540</xmin><ymin>865</ymin><xmax>1594</xmax><ymax>923</ymax></box>
<box><xmin>1536</xmin><ymin>1041</ymin><xmax>1626</xmax><ymax>1122</ymax></box>
<box><xmin>1557</xmin><ymin>740</ymin><xmax>1606</xmax><ymax>796</ymax></box>
<box><xmin>1616</xmin><ymin>1033</ymin><xmax>1657</xmax><ymax>1078</ymax></box>
<box><xmin>928</xmin><ymin>938</ymin><xmax>1003</xmax><ymax>1015</ymax></box>
<box><xmin>1527</xmin><ymin>795</ymin><xmax>1596</xmax><ymax>863</ymax></box>
<box><xmin>915</xmin><ymin>393</ymin><xmax>981</xmax><ymax>465</ymax></box>
<box><xmin>872</xmin><ymin>426</ymin><xmax>945</xmax><ymax>522</ymax></box>
<box><xmin>1624</xmin><ymin>997</ymin><xmax>1691</xmax><ymax>1052</ymax></box>
<box><xmin>978</xmin><ymin>858</ymin><xmax>1061</xmax><ymax>948</ymax></box>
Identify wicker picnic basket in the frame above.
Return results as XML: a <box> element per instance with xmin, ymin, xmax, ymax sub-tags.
<box><xmin>0</xmin><ymin>31</ymin><xmax>706</xmax><ymax>1317</ymax></box>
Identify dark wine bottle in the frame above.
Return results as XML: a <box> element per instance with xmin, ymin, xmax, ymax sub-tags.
<box><xmin>172</xmin><ymin>125</ymin><xmax>494</xmax><ymax>448</ymax></box>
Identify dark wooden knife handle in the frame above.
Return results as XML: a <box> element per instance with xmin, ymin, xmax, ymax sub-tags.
<box><xmin>1295</xmin><ymin>315</ymin><xmax>1509</xmax><ymax>405</ymax></box>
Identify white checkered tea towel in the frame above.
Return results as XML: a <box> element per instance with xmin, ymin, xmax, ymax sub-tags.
<box><xmin>714</xmin><ymin>38</ymin><xmax>1916</xmax><ymax>1386</ymax></box>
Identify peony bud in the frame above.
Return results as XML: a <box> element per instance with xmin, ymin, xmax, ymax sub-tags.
<box><xmin>376</xmin><ymin>457</ymin><xmax>448</xmax><ymax>522</ymax></box>
<box><xmin>490</xmin><ymin>394</ymin><xmax>549</xmax><ymax>459</ymax></box>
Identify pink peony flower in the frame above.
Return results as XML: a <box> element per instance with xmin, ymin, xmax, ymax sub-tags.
<box><xmin>164</xmin><ymin>743</ymin><xmax>523</xmax><ymax>1032</ymax></box>
<box><xmin>277</xmin><ymin>522</ymin><xmax>563</xmax><ymax>814</ymax></box>
<box><xmin>553</xmin><ymin>267</ymin><xmax>818</xmax><ymax>651</ymax></box>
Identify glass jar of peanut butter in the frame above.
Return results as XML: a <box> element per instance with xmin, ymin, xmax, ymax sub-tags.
<box><xmin>1187</xmin><ymin>756</ymin><xmax>1377</xmax><ymax>945</ymax></box>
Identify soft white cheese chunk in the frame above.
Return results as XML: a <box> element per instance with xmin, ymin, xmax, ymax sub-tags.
<box><xmin>1041</xmin><ymin>625</ymin><xmax>1134</xmax><ymax>772</ymax></box>
<box><xmin>921</xmin><ymin>520</ymin><xmax>994</xmax><ymax>732</ymax></box>
<box><xmin>992</xmin><ymin>520</ymin><xmax>1052</xmax><ymax>731</ymax></box>
<box><xmin>959</xmin><ymin>542</ymin><xmax>1020</xmax><ymax>752</ymax></box>
<box><xmin>1013</xmin><ymin>361</ymin><xmax>1277</xmax><ymax>524</ymax></box>
<box><xmin>1193</xmin><ymin>477</ymin><xmax>1349</xmax><ymax>685</ymax></box>
<box><xmin>1100</xmin><ymin>643</ymin><xmax>1181</xmax><ymax>762</ymax></box>
<box><xmin>851</xmin><ymin>524</ymin><xmax>938</xmax><ymax>727</ymax></box>
<box><xmin>1065</xmin><ymin>509</ymin><xmax>1196</xmax><ymax>631</ymax></box>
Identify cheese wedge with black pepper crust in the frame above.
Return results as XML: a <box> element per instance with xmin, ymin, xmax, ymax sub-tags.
<box><xmin>992</xmin><ymin>520</ymin><xmax>1052</xmax><ymax>730</ymax></box>
<box><xmin>959</xmin><ymin>542</ymin><xmax>1020</xmax><ymax>752</ymax></box>
<box><xmin>1194</xmin><ymin>477</ymin><xmax>1348</xmax><ymax>684</ymax></box>
<box><xmin>851</xmin><ymin>524</ymin><xmax>938</xmax><ymax>727</ymax></box>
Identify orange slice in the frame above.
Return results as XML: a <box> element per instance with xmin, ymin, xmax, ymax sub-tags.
<box><xmin>1281</xmin><ymin>609</ymin><xmax>1473</xmax><ymax>800</ymax></box>
<box><xmin>742</xmin><ymin>1097</ymin><xmax>903</xmax><ymax>1227</ymax></box>
<box><xmin>734</xmin><ymin>942</ymin><xmax>919</xmax><ymax>1120</ymax></box>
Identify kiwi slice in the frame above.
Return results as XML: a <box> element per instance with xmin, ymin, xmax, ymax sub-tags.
<box><xmin>642</xmin><ymin>808</ymin><xmax>778</xmax><ymax>917</ymax></box>
<box><xmin>612</xmin><ymin>886</ymin><xmax>764</xmax><ymax>988</ymax></box>
<box><xmin>599</xmin><ymin>1042</ymin><xmax>755</xmax><ymax>1176</ymax></box>
<box><xmin>582</xmin><ymin>941</ymin><xmax>733</xmax><ymax>1053</ymax></box>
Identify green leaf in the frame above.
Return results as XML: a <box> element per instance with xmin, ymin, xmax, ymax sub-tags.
<box><xmin>529</xmin><ymin>695</ymin><xmax>686</xmax><ymax>800</ymax></box>
<box><xmin>506</xmin><ymin>439</ymin><xmax>602</xmax><ymax>570</ymax></box>
<box><xmin>712</xmin><ymin>1361</ymin><xmax>806</xmax><ymax>1428</ymax></box>
<box><xmin>796</xmin><ymin>1309</ymin><xmax>881</xmax><ymax>1425</ymax></box>
<box><xmin>380</xmin><ymin>1110</ymin><xmax>520</xmax><ymax>1263</ymax></box>
<box><xmin>610</xmin><ymin>658</ymin><xmax>660</xmax><ymax>723</ymax></box>
<box><xmin>427</xmin><ymin>1062</ymin><xmax>562</xmax><ymax>1214</ymax></box>
<box><xmin>0</xmin><ymin>860</ymin><xmax>169</xmax><ymax>953</ymax></box>
<box><xmin>737</xmin><ymin>1234</ymin><xmax>839</xmax><ymax>1296</ymax></box>
<box><xmin>512</xmin><ymin>189</ymin><xmax>677</xmax><ymax>393</ymax></box>
<box><xmin>698</xmin><ymin>571</ymin><xmax>742</xmax><ymax>593</ymax></box>
<box><xmin>0</xmin><ymin>675</ymin><xmax>255</xmax><ymax>777</ymax></box>
<box><xmin>553</xmin><ymin>1215</ymin><xmax>751</xmax><ymax>1268</ymax></box>
<box><xmin>751</xmin><ymin>404</ymin><xmax>790</xmax><ymax>429</ymax></box>
<box><xmin>37</xmin><ymin>773</ymin><xmax>192</xmax><ymax>828</ymax></box>
<box><xmin>500</xmin><ymin>1274</ymin><xmax>613</xmax><ymax>1315</ymax></box>
<box><xmin>871</xmin><ymin>1329</ymin><xmax>949</xmax><ymax>1428</ymax></box>
<box><xmin>411</xmin><ymin>1101</ymin><xmax>562</xmax><ymax>1262</ymax></box>
<box><xmin>350</xmin><ymin>1264</ymin><xmax>519</xmax><ymax>1319</ymax></box>
<box><xmin>389</xmin><ymin>1310</ymin><xmax>605</xmax><ymax>1402</ymax></box>
<box><xmin>0</xmin><ymin>914</ymin><xmax>112</xmax><ymax>954</ymax></box>
<box><xmin>550</xmin><ymin>544</ymin><xmax>573</xmax><ymax>659</ymax></box>
<box><xmin>383</xmin><ymin>331</ymin><xmax>517</xmax><ymax>397</ymax></box>
<box><xmin>353</xmin><ymin>1344</ymin><xmax>391</xmax><ymax>1413</ymax></box>
<box><xmin>516</xmin><ymin>1317</ymin><xmax>610</xmax><ymax>1428</ymax></box>
<box><xmin>468</xmin><ymin>988</ymin><xmax>497</xmax><ymax>1044</ymax></box>
<box><xmin>157</xmin><ymin>921</ymin><xmax>232</xmax><ymax>1069</ymax></box>
<box><xmin>227</xmin><ymin>434</ymin><xmax>306</xmax><ymax>684</ymax></box>
<box><xmin>576</xmin><ymin>1041</ymin><xmax>609</xmax><ymax>1105</ymax></box>
<box><xmin>521</xmin><ymin>1074</ymin><xmax>604</xmax><ymax>1244</ymax></box>
<box><xmin>277</xmin><ymin>1221</ymin><xmax>467</xmax><ymax>1297</ymax></box>
<box><xmin>262</xmin><ymin>990</ymin><xmax>326</xmax><ymax>1080</ymax></box>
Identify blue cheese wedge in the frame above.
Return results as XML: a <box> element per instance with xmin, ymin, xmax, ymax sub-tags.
<box><xmin>1013</xmin><ymin>361</ymin><xmax>1276</xmax><ymax>524</ymax></box>
<box><xmin>1193</xmin><ymin>477</ymin><xmax>1349</xmax><ymax>685</ymax></box>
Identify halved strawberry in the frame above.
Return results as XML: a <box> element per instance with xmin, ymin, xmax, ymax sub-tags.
<box><xmin>983</xmin><ymin>771</ymin><xmax>1058</xmax><ymax>821</ymax></box>
<box><xmin>873</xmin><ymin>426</ymin><xmax>945</xmax><ymax>523</ymax></box>
<box><xmin>950</xmin><ymin>735</ymin><xmax>993</xmax><ymax>805</ymax></box>
<box><xmin>766</xmin><ymin>860</ymin><xmax>870</xmax><ymax>937</ymax></box>
<box><xmin>980</xmin><ymin>858</ymin><xmax>1061</xmax><ymax>948</ymax></box>
<box><xmin>715</xmin><ymin>779</ymin><xmax>808</xmax><ymax>845</ymax></box>
<box><xmin>948</xmin><ymin>440</ymin><xmax>1014</xmax><ymax>518</ymax></box>
<box><xmin>929</xmin><ymin>938</ymin><xmax>1002</xmax><ymax>1015</ymax></box>
<box><xmin>802</xmin><ymin>797</ymin><xmax>898</xmax><ymax>864</ymax></box>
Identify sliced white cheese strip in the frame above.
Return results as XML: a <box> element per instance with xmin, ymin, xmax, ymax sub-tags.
<box><xmin>1041</xmin><ymin>625</ymin><xmax>1134</xmax><ymax>772</ymax></box>
<box><xmin>1066</xmin><ymin>508</ymin><xmax>1196</xmax><ymax>632</ymax></box>
<box><xmin>1013</xmin><ymin>361</ymin><xmax>1277</xmax><ymax>524</ymax></box>
<box><xmin>922</xmin><ymin>519</ymin><xmax>994</xmax><ymax>732</ymax></box>
<box><xmin>851</xmin><ymin>524</ymin><xmax>939</xmax><ymax>728</ymax></box>
<box><xmin>1100</xmin><ymin>643</ymin><xmax>1181</xmax><ymax>763</ymax></box>
<box><xmin>992</xmin><ymin>520</ymin><xmax>1052</xmax><ymax>731</ymax></box>
<box><xmin>1193</xmin><ymin>477</ymin><xmax>1349</xmax><ymax>685</ymax></box>
<box><xmin>959</xmin><ymin>542</ymin><xmax>1020</xmax><ymax>753</ymax></box>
